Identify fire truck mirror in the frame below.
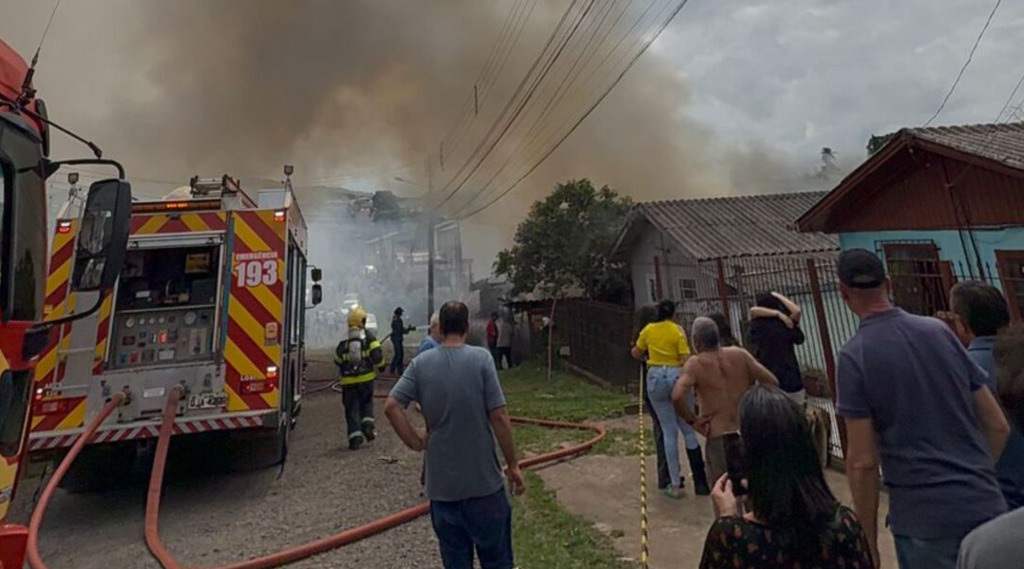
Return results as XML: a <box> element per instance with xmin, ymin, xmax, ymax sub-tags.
<box><xmin>71</xmin><ymin>179</ymin><xmax>132</xmax><ymax>292</ymax></box>
<box><xmin>311</xmin><ymin>267</ymin><xmax>323</xmax><ymax>282</ymax></box>
<box><xmin>310</xmin><ymin>284</ymin><xmax>323</xmax><ymax>306</ymax></box>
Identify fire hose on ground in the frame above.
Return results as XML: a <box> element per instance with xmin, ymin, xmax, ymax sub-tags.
<box><xmin>26</xmin><ymin>384</ymin><xmax>607</xmax><ymax>569</ymax></box>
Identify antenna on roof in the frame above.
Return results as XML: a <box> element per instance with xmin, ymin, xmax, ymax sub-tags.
<box><xmin>18</xmin><ymin>0</ymin><xmax>64</xmax><ymax>105</ymax></box>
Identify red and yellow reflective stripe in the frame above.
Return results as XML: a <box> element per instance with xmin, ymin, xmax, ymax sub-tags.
<box><xmin>0</xmin><ymin>350</ymin><xmax>14</xmax><ymax>519</ymax></box>
<box><xmin>224</xmin><ymin>211</ymin><xmax>285</xmax><ymax>412</ymax></box>
<box><xmin>35</xmin><ymin>220</ymin><xmax>79</xmax><ymax>406</ymax></box>
<box><xmin>129</xmin><ymin>212</ymin><xmax>227</xmax><ymax>235</ymax></box>
<box><xmin>92</xmin><ymin>292</ymin><xmax>114</xmax><ymax>374</ymax></box>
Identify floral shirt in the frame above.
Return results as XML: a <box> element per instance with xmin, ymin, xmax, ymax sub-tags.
<box><xmin>699</xmin><ymin>506</ymin><xmax>873</xmax><ymax>569</ymax></box>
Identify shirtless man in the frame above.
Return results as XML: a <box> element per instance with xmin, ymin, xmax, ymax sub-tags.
<box><xmin>672</xmin><ymin>317</ymin><xmax>777</xmax><ymax>485</ymax></box>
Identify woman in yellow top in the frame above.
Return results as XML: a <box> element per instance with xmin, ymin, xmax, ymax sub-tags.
<box><xmin>632</xmin><ymin>300</ymin><xmax>708</xmax><ymax>498</ymax></box>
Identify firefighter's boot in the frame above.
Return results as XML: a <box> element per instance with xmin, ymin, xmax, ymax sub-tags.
<box><xmin>363</xmin><ymin>419</ymin><xmax>376</xmax><ymax>442</ymax></box>
<box><xmin>687</xmin><ymin>446</ymin><xmax>711</xmax><ymax>496</ymax></box>
<box><xmin>349</xmin><ymin>434</ymin><xmax>364</xmax><ymax>451</ymax></box>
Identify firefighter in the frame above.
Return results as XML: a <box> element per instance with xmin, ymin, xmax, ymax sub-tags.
<box><xmin>334</xmin><ymin>306</ymin><xmax>385</xmax><ymax>450</ymax></box>
<box><xmin>388</xmin><ymin>306</ymin><xmax>414</xmax><ymax>375</ymax></box>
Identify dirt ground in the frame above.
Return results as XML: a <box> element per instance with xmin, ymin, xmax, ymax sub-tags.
<box><xmin>10</xmin><ymin>358</ymin><xmax>442</xmax><ymax>569</ymax></box>
<box><xmin>537</xmin><ymin>414</ymin><xmax>899</xmax><ymax>569</ymax></box>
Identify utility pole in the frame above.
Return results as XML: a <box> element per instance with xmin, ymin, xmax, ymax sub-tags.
<box><xmin>427</xmin><ymin>156</ymin><xmax>435</xmax><ymax>322</ymax></box>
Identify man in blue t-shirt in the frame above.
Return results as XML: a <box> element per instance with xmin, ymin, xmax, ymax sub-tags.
<box><xmin>385</xmin><ymin>301</ymin><xmax>525</xmax><ymax>569</ymax></box>
<box><xmin>836</xmin><ymin>249</ymin><xmax>1010</xmax><ymax>569</ymax></box>
<box><xmin>950</xmin><ymin>281</ymin><xmax>1024</xmax><ymax>510</ymax></box>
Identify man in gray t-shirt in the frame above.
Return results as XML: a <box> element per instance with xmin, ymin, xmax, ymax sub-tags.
<box><xmin>385</xmin><ymin>301</ymin><xmax>525</xmax><ymax>569</ymax></box>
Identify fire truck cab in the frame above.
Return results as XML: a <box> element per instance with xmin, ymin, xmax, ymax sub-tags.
<box><xmin>1</xmin><ymin>37</ymin><xmax>133</xmax><ymax>569</ymax></box>
<box><xmin>30</xmin><ymin>173</ymin><xmax>320</xmax><ymax>462</ymax></box>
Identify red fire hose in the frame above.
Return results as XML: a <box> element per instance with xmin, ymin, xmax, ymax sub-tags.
<box><xmin>28</xmin><ymin>386</ymin><xmax>606</xmax><ymax>569</ymax></box>
<box><xmin>26</xmin><ymin>393</ymin><xmax>126</xmax><ymax>569</ymax></box>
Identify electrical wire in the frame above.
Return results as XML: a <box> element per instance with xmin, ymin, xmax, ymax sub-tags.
<box><xmin>450</xmin><ymin>0</ymin><xmax>678</xmax><ymax>218</ymax></box>
<box><xmin>450</xmin><ymin>0</ymin><xmax>654</xmax><ymax>216</ymax></box>
<box><xmin>440</xmin><ymin>0</ymin><xmax>529</xmax><ymax>152</ymax></box>
<box><xmin>456</xmin><ymin>0</ymin><xmax>690</xmax><ymax>220</ymax></box>
<box><xmin>923</xmin><ymin>0</ymin><xmax>1003</xmax><ymax>127</ymax></box>
<box><xmin>443</xmin><ymin>0</ymin><xmax>540</xmax><ymax>164</ymax></box>
<box><xmin>451</xmin><ymin>0</ymin><xmax>675</xmax><ymax>218</ymax></box>
<box><xmin>433</xmin><ymin>0</ymin><xmax>597</xmax><ymax>210</ymax></box>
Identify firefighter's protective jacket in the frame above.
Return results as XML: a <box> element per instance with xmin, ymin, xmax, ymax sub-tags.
<box><xmin>334</xmin><ymin>328</ymin><xmax>384</xmax><ymax>385</ymax></box>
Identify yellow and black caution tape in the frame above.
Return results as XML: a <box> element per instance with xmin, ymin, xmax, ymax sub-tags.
<box><xmin>637</xmin><ymin>366</ymin><xmax>650</xmax><ymax>569</ymax></box>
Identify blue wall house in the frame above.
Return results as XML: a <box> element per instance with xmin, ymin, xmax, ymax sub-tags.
<box><xmin>796</xmin><ymin>123</ymin><xmax>1024</xmax><ymax>322</ymax></box>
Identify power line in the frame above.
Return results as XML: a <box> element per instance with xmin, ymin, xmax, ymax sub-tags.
<box><xmin>452</xmin><ymin>0</ymin><xmax>651</xmax><ymax>215</ymax></box>
<box><xmin>439</xmin><ymin>0</ymin><xmax>537</xmax><ymax>164</ymax></box>
<box><xmin>457</xmin><ymin>0</ymin><xmax>690</xmax><ymax>220</ymax></box>
<box><xmin>923</xmin><ymin>0</ymin><xmax>1002</xmax><ymax>127</ymax></box>
<box><xmin>451</xmin><ymin>0</ymin><xmax>666</xmax><ymax>216</ymax></box>
<box><xmin>433</xmin><ymin>0</ymin><xmax>596</xmax><ymax>210</ymax></box>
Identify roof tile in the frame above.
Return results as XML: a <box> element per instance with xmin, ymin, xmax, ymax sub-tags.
<box><xmin>906</xmin><ymin>122</ymin><xmax>1024</xmax><ymax>170</ymax></box>
<box><xmin>637</xmin><ymin>191</ymin><xmax>838</xmax><ymax>261</ymax></box>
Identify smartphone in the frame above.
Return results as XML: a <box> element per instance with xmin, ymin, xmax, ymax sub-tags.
<box><xmin>723</xmin><ymin>431</ymin><xmax>747</xmax><ymax>497</ymax></box>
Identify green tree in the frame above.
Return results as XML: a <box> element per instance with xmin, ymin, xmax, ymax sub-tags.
<box><xmin>494</xmin><ymin>179</ymin><xmax>632</xmax><ymax>298</ymax></box>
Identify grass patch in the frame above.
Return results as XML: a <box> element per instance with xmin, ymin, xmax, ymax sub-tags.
<box><xmin>513</xmin><ymin>471</ymin><xmax>637</xmax><ymax>569</ymax></box>
<box><xmin>513</xmin><ymin>423</ymin><xmax>593</xmax><ymax>457</ymax></box>
<box><xmin>501</xmin><ymin>365</ymin><xmax>632</xmax><ymax>423</ymax></box>
<box><xmin>502</xmin><ymin>365</ymin><xmax>651</xmax><ymax>458</ymax></box>
<box><xmin>591</xmin><ymin>427</ymin><xmax>655</xmax><ymax>457</ymax></box>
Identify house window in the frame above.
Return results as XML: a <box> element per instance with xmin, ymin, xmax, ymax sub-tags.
<box><xmin>647</xmin><ymin>276</ymin><xmax>658</xmax><ymax>303</ymax></box>
<box><xmin>996</xmin><ymin>250</ymin><xmax>1024</xmax><ymax>323</ymax></box>
<box><xmin>882</xmin><ymin>242</ymin><xmax>950</xmax><ymax>316</ymax></box>
<box><xmin>679</xmin><ymin>278</ymin><xmax>697</xmax><ymax>300</ymax></box>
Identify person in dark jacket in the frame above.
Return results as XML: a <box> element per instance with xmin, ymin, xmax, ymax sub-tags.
<box><xmin>389</xmin><ymin>307</ymin><xmax>414</xmax><ymax>375</ymax></box>
<box><xmin>747</xmin><ymin>292</ymin><xmax>807</xmax><ymax>407</ymax></box>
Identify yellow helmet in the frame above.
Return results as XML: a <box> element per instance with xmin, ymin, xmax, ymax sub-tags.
<box><xmin>347</xmin><ymin>306</ymin><xmax>367</xmax><ymax>328</ymax></box>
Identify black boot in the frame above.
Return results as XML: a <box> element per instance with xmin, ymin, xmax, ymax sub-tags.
<box><xmin>349</xmin><ymin>435</ymin><xmax>364</xmax><ymax>451</ymax></box>
<box><xmin>687</xmin><ymin>447</ymin><xmax>711</xmax><ymax>496</ymax></box>
<box><xmin>363</xmin><ymin>421</ymin><xmax>376</xmax><ymax>442</ymax></box>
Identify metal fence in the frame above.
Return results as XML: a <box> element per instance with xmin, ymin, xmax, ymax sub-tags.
<box><xmin>523</xmin><ymin>250</ymin><xmax>1020</xmax><ymax>465</ymax></box>
<box><xmin>673</xmin><ymin>254</ymin><xmax>854</xmax><ymax>462</ymax></box>
<box><xmin>544</xmin><ymin>299</ymin><xmax>639</xmax><ymax>388</ymax></box>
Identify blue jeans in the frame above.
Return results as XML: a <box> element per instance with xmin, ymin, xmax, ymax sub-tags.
<box><xmin>430</xmin><ymin>488</ymin><xmax>514</xmax><ymax>569</ymax></box>
<box><xmin>894</xmin><ymin>535</ymin><xmax>960</xmax><ymax>569</ymax></box>
<box><xmin>646</xmin><ymin>366</ymin><xmax>698</xmax><ymax>488</ymax></box>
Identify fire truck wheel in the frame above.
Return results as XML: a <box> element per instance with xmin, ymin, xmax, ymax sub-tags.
<box><xmin>59</xmin><ymin>443</ymin><xmax>135</xmax><ymax>493</ymax></box>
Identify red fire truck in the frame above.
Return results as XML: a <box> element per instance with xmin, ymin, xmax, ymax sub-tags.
<box><xmin>0</xmin><ymin>38</ymin><xmax>132</xmax><ymax>568</ymax></box>
<box><xmin>29</xmin><ymin>173</ymin><xmax>320</xmax><ymax>483</ymax></box>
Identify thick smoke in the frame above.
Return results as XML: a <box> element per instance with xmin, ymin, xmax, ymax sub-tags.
<box><xmin>5</xmin><ymin>0</ymin><xmax>813</xmax><ymax>271</ymax></box>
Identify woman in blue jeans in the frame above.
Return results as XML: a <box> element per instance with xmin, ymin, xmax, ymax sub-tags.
<box><xmin>632</xmin><ymin>300</ymin><xmax>709</xmax><ymax>497</ymax></box>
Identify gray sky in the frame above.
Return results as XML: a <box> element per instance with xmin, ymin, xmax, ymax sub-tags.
<box><xmin>657</xmin><ymin>0</ymin><xmax>1024</xmax><ymax>166</ymax></box>
<box><xmin>3</xmin><ymin>0</ymin><xmax>1022</xmax><ymax>265</ymax></box>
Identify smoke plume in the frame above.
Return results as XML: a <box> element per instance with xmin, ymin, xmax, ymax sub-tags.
<box><xmin>4</xmin><ymin>0</ymin><xmax>812</xmax><ymax>269</ymax></box>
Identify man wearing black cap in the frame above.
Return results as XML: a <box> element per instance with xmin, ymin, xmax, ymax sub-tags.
<box><xmin>836</xmin><ymin>249</ymin><xmax>1010</xmax><ymax>569</ymax></box>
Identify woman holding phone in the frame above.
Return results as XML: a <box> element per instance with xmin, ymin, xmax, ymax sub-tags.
<box><xmin>699</xmin><ymin>385</ymin><xmax>873</xmax><ymax>569</ymax></box>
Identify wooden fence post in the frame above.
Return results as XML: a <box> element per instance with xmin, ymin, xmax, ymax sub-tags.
<box><xmin>716</xmin><ymin>259</ymin><xmax>731</xmax><ymax>324</ymax></box>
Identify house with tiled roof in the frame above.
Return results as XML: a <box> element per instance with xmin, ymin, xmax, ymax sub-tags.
<box><xmin>610</xmin><ymin>191</ymin><xmax>838</xmax><ymax>310</ymax></box>
<box><xmin>797</xmin><ymin>122</ymin><xmax>1024</xmax><ymax>321</ymax></box>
